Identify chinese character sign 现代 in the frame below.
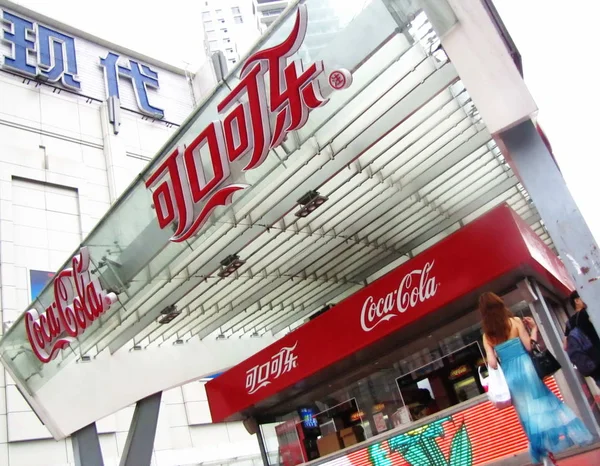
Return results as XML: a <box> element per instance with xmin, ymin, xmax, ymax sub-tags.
<box><xmin>100</xmin><ymin>51</ymin><xmax>164</xmax><ymax>119</ymax></box>
<box><xmin>1</xmin><ymin>10</ymin><xmax>80</xmax><ymax>89</ymax></box>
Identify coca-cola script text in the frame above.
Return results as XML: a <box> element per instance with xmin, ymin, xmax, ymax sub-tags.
<box><xmin>25</xmin><ymin>247</ymin><xmax>118</xmax><ymax>363</ymax></box>
<box><xmin>360</xmin><ymin>261</ymin><xmax>438</xmax><ymax>332</ymax></box>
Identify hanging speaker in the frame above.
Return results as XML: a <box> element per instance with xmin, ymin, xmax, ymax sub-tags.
<box><xmin>243</xmin><ymin>417</ymin><xmax>258</xmax><ymax>435</ymax></box>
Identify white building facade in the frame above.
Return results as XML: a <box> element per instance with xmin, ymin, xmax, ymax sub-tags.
<box><xmin>0</xmin><ymin>1</ymin><xmax>277</xmax><ymax>465</ymax></box>
<box><xmin>201</xmin><ymin>0</ymin><xmax>262</xmax><ymax>70</ymax></box>
<box><xmin>254</xmin><ymin>0</ymin><xmax>290</xmax><ymax>32</ymax></box>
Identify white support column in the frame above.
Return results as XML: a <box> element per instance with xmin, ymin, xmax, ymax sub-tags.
<box><xmin>0</xmin><ymin>169</ymin><xmax>16</xmax><ymax>331</ymax></box>
<box><xmin>499</xmin><ymin>120</ymin><xmax>600</xmax><ymax>339</ymax></box>
<box><xmin>432</xmin><ymin>0</ymin><xmax>538</xmax><ymax>135</ymax></box>
<box><xmin>99</xmin><ymin>100</ymin><xmax>129</xmax><ymax>204</ymax></box>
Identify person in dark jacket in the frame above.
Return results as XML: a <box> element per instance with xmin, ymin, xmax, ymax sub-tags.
<box><xmin>565</xmin><ymin>291</ymin><xmax>600</xmax><ymax>387</ymax></box>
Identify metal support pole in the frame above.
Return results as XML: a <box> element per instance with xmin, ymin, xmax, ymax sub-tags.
<box><xmin>530</xmin><ymin>280</ymin><xmax>600</xmax><ymax>436</ymax></box>
<box><xmin>499</xmin><ymin>120</ymin><xmax>600</xmax><ymax>337</ymax></box>
<box><xmin>255</xmin><ymin>423</ymin><xmax>271</xmax><ymax>466</ymax></box>
<box><xmin>72</xmin><ymin>422</ymin><xmax>104</xmax><ymax>466</ymax></box>
<box><xmin>119</xmin><ymin>391</ymin><xmax>162</xmax><ymax>466</ymax></box>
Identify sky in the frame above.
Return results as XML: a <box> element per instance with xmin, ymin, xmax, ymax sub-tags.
<box><xmin>9</xmin><ymin>0</ymin><xmax>600</xmax><ymax>241</ymax></box>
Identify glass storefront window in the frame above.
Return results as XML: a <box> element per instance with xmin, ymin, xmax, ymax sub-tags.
<box><xmin>268</xmin><ymin>298</ymin><xmax>532</xmax><ymax>464</ymax></box>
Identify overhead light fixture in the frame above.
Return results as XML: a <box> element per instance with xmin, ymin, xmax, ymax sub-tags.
<box><xmin>217</xmin><ymin>254</ymin><xmax>246</xmax><ymax>278</ymax></box>
<box><xmin>216</xmin><ymin>334</ymin><xmax>227</xmax><ymax>340</ymax></box>
<box><xmin>295</xmin><ymin>190</ymin><xmax>328</xmax><ymax>218</ymax></box>
<box><xmin>158</xmin><ymin>304</ymin><xmax>182</xmax><ymax>325</ymax></box>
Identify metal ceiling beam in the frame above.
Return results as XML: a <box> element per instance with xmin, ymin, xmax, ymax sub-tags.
<box><xmin>184</xmin><ymin>214</ymin><xmax>391</xmax><ymax>339</ymax></box>
<box><xmin>128</xmin><ymin>66</ymin><xmax>458</xmax><ymax>345</ymax></box>
<box><xmin>259</xmin><ymin>281</ymin><xmax>349</xmax><ymax>331</ymax></box>
<box><xmin>105</xmin><ymin>223</ymin><xmax>260</xmax><ymax>353</ymax></box>
<box><xmin>230</xmin><ymin>244</ymin><xmax>387</xmax><ymax>334</ymax></box>
<box><xmin>141</xmin><ymin>80</ymin><xmax>496</xmax><ymax>348</ymax></box>
<box><xmin>269</xmin><ymin>175</ymin><xmax>518</xmax><ymax>334</ymax></box>
<box><xmin>190</xmin><ymin>239</ymin><xmax>365</xmax><ymax>340</ymax></box>
<box><xmin>170</xmin><ymin>237</ymin><xmax>349</xmax><ymax>341</ymax></box>
<box><xmin>105</xmin><ymin>61</ymin><xmax>458</xmax><ymax>354</ymax></box>
<box><xmin>227</xmin><ymin>273</ymin><xmax>357</xmax><ymax>334</ymax></box>
<box><xmin>331</xmin><ymin>129</ymin><xmax>491</xmax><ymax>240</ymax></box>
<box><xmin>164</xmin><ymin>139</ymin><xmax>507</xmax><ymax>343</ymax></box>
<box><xmin>185</xmin><ymin>132</ymin><xmax>493</xmax><ymax>340</ymax></box>
<box><xmin>191</xmin><ymin>227</ymin><xmax>395</xmax><ymax>339</ymax></box>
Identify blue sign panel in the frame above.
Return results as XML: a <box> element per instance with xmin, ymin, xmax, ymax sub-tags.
<box><xmin>298</xmin><ymin>407</ymin><xmax>318</xmax><ymax>428</ymax></box>
<box><xmin>29</xmin><ymin>270</ymin><xmax>55</xmax><ymax>301</ymax></box>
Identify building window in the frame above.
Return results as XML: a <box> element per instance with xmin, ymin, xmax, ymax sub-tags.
<box><xmin>206</xmin><ymin>30</ymin><xmax>217</xmax><ymax>39</ymax></box>
<box><xmin>232</xmin><ymin>6</ymin><xmax>241</xmax><ymax>15</ymax></box>
<box><xmin>234</xmin><ymin>16</ymin><xmax>243</xmax><ymax>24</ymax></box>
<box><xmin>209</xmin><ymin>40</ymin><xmax>219</xmax><ymax>52</ymax></box>
<box><xmin>202</xmin><ymin>11</ymin><xmax>211</xmax><ymax>20</ymax></box>
<box><xmin>264</xmin><ymin>8</ymin><xmax>285</xmax><ymax>17</ymax></box>
<box><xmin>226</xmin><ymin>48</ymin><xmax>234</xmax><ymax>54</ymax></box>
<box><xmin>204</xmin><ymin>20</ymin><xmax>213</xmax><ymax>29</ymax></box>
<box><xmin>215</xmin><ymin>9</ymin><xmax>223</xmax><ymax>15</ymax></box>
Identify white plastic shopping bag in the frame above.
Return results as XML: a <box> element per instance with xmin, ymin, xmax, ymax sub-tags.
<box><xmin>479</xmin><ymin>365</ymin><xmax>512</xmax><ymax>410</ymax></box>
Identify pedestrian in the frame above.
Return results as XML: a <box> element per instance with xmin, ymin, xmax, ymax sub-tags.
<box><xmin>480</xmin><ymin>292</ymin><xmax>592</xmax><ymax>466</ymax></box>
<box><xmin>564</xmin><ymin>290</ymin><xmax>600</xmax><ymax>387</ymax></box>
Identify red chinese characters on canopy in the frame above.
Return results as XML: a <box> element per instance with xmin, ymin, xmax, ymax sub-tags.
<box><xmin>145</xmin><ymin>4</ymin><xmax>352</xmax><ymax>243</ymax></box>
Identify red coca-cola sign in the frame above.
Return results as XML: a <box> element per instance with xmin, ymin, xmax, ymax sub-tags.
<box><xmin>205</xmin><ymin>205</ymin><xmax>573</xmax><ymax>422</ymax></box>
<box><xmin>145</xmin><ymin>5</ymin><xmax>352</xmax><ymax>243</ymax></box>
<box><xmin>25</xmin><ymin>247</ymin><xmax>118</xmax><ymax>363</ymax></box>
<box><xmin>360</xmin><ymin>261</ymin><xmax>439</xmax><ymax>332</ymax></box>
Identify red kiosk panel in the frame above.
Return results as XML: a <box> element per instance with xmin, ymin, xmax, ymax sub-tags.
<box><xmin>206</xmin><ymin>204</ymin><xmax>572</xmax><ymax>423</ymax></box>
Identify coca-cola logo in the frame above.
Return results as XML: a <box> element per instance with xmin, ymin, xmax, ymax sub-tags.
<box><xmin>360</xmin><ymin>261</ymin><xmax>439</xmax><ymax>332</ymax></box>
<box><xmin>25</xmin><ymin>247</ymin><xmax>118</xmax><ymax>363</ymax></box>
<box><xmin>145</xmin><ymin>4</ymin><xmax>352</xmax><ymax>243</ymax></box>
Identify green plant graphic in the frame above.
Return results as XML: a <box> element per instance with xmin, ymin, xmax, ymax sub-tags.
<box><xmin>367</xmin><ymin>416</ymin><xmax>473</xmax><ymax>466</ymax></box>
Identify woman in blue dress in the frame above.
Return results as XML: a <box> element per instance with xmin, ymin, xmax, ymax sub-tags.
<box><xmin>480</xmin><ymin>292</ymin><xmax>593</xmax><ymax>465</ymax></box>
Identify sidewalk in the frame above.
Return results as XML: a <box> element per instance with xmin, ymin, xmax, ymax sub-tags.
<box><xmin>491</xmin><ymin>443</ymin><xmax>600</xmax><ymax>465</ymax></box>
<box><xmin>542</xmin><ymin>443</ymin><xmax>600</xmax><ymax>465</ymax></box>
<box><xmin>553</xmin><ymin>448</ymin><xmax>600</xmax><ymax>465</ymax></box>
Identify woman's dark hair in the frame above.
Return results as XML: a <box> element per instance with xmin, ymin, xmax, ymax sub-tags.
<box><xmin>569</xmin><ymin>291</ymin><xmax>580</xmax><ymax>309</ymax></box>
<box><xmin>479</xmin><ymin>292</ymin><xmax>514</xmax><ymax>345</ymax></box>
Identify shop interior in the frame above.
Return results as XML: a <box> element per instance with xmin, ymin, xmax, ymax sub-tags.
<box><xmin>261</xmin><ymin>289</ymin><xmax>565</xmax><ymax>466</ymax></box>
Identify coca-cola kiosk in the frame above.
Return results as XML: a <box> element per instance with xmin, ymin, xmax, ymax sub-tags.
<box><xmin>206</xmin><ymin>205</ymin><xmax>598</xmax><ymax>466</ymax></box>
